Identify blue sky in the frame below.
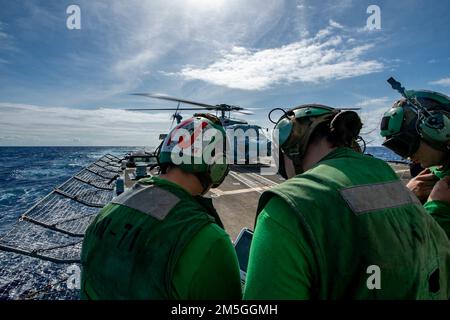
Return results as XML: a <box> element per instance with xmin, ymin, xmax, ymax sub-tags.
<box><xmin>0</xmin><ymin>0</ymin><xmax>449</xmax><ymax>146</ymax></box>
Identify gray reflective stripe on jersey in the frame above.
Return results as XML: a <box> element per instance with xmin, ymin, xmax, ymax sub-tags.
<box><xmin>112</xmin><ymin>183</ymin><xmax>180</xmax><ymax>220</ymax></box>
<box><xmin>339</xmin><ymin>180</ymin><xmax>421</xmax><ymax>215</ymax></box>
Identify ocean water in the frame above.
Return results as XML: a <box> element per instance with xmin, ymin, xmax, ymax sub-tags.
<box><xmin>0</xmin><ymin>147</ymin><xmax>135</xmax><ymax>235</ymax></box>
<box><xmin>0</xmin><ymin>146</ymin><xmax>403</xmax><ymax>235</ymax></box>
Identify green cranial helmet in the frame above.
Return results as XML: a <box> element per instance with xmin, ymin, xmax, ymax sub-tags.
<box><xmin>272</xmin><ymin>104</ymin><xmax>341</xmax><ymax>178</ymax></box>
<box><xmin>380</xmin><ymin>87</ymin><xmax>450</xmax><ymax>158</ymax></box>
<box><xmin>275</xmin><ymin>105</ymin><xmax>338</xmax><ymax>157</ymax></box>
<box><xmin>158</xmin><ymin>113</ymin><xmax>229</xmax><ymax>192</ymax></box>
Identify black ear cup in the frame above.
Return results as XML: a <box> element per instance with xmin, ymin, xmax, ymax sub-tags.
<box><xmin>330</xmin><ymin>111</ymin><xmax>362</xmax><ymax>147</ymax></box>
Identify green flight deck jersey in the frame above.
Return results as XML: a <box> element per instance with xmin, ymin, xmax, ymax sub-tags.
<box><xmin>80</xmin><ymin>177</ymin><xmax>241</xmax><ymax>300</ymax></box>
<box><xmin>244</xmin><ymin>148</ymin><xmax>450</xmax><ymax>300</ymax></box>
<box><xmin>425</xmin><ymin>162</ymin><xmax>450</xmax><ymax>239</ymax></box>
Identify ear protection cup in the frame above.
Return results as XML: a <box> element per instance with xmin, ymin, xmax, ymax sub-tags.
<box><xmin>208</xmin><ymin>160</ymin><xmax>230</xmax><ymax>188</ymax></box>
<box><xmin>419</xmin><ymin>111</ymin><xmax>450</xmax><ymax>144</ymax></box>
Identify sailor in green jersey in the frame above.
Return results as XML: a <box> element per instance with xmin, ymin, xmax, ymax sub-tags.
<box><xmin>380</xmin><ymin>85</ymin><xmax>450</xmax><ymax>238</ymax></box>
<box><xmin>244</xmin><ymin>105</ymin><xmax>450</xmax><ymax>299</ymax></box>
<box><xmin>80</xmin><ymin>114</ymin><xmax>241</xmax><ymax>300</ymax></box>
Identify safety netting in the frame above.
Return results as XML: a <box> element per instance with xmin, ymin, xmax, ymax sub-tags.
<box><xmin>0</xmin><ymin>154</ymin><xmax>122</xmax><ymax>300</ymax></box>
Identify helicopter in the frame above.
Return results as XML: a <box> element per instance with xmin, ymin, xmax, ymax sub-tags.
<box><xmin>127</xmin><ymin>93</ymin><xmax>272</xmax><ymax>165</ymax></box>
<box><xmin>129</xmin><ymin>93</ymin><xmax>255</xmax><ymax>127</ymax></box>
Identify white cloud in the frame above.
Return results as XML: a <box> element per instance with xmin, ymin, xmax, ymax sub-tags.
<box><xmin>36</xmin><ymin>0</ymin><xmax>286</xmax><ymax>104</ymax></box>
<box><xmin>355</xmin><ymin>97</ymin><xmax>390</xmax><ymax>109</ymax></box>
<box><xmin>114</xmin><ymin>50</ymin><xmax>157</xmax><ymax>76</ymax></box>
<box><xmin>176</xmin><ymin>21</ymin><xmax>384</xmax><ymax>90</ymax></box>
<box><xmin>86</xmin><ymin>1</ymin><xmax>284</xmax><ymax>79</ymax></box>
<box><xmin>296</xmin><ymin>4</ymin><xmax>314</xmax><ymax>10</ymax></box>
<box><xmin>354</xmin><ymin>97</ymin><xmax>392</xmax><ymax>146</ymax></box>
<box><xmin>0</xmin><ymin>21</ymin><xmax>15</xmax><ymax>53</ymax></box>
<box><xmin>328</xmin><ymin>19</ymin><xmax>344</xmax><ymax>29</ymax></box>
<box><xmin>0</xmin><ymin>103</ymin><xmax>172</xmax><ymax>146</ymax></box>
<box><xmin>429</xmin><ymin>77</ymin><xmax>450</xmax><ymax>87</ymax></box>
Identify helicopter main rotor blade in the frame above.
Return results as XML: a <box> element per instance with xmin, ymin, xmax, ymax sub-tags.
<box><xmin>132</xmin><ymin>93</ymin><xmax>217</xmax><ymax>109</ymax></box>
<box><xmin>235</xmin><ymin>110</ymin><xmax>254</xmax><ymax>115</ymax></box>
<box><xmin>125</xmin><ymin>108</ymin><xmax>210</xmax><ymax>111</ymax></box>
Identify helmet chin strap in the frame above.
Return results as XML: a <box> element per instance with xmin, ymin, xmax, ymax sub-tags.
<box><xmin>291</xmin><ymin>154</ymin><xmax>305</xmax><ymax>176</ymax></box>
<box><xmin>194</xmin><ymin>172</ymin><xmax>212</xmax><ymax>195</ymax></box>
<box><xmin>278</xmin><ymin>150</ymin><xmax>304</xmax><ymax>179</ymax></box>
<box><xmin>154</xmin><ymin>139</ymin><xmax>165</xmax><ymax>173</ymax></box>
<box><xmin>277</xmin><ymin>149</ymin><xmax>288</xmax><ymax>179</ymax></box>
<box><xmin>442</xmin><ymin>146</ymin><xmax>450</xmax><ymax>168</ymax></box>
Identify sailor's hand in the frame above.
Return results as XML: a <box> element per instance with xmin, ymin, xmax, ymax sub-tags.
<box><xmin>428</xmin><ymin>176</ymin><xmax>450</xmax><ymax>204</ymax></box>
<box><xmin>406</xmin><ymin>168</ymin><xmax>439</xmax><ymax>203</ymax></box>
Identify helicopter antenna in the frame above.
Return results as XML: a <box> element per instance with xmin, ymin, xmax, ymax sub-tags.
<box><xmin>387</xmin><ymin>77</ymin><xmax>407</xmax><ymax>98</ymax></box>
